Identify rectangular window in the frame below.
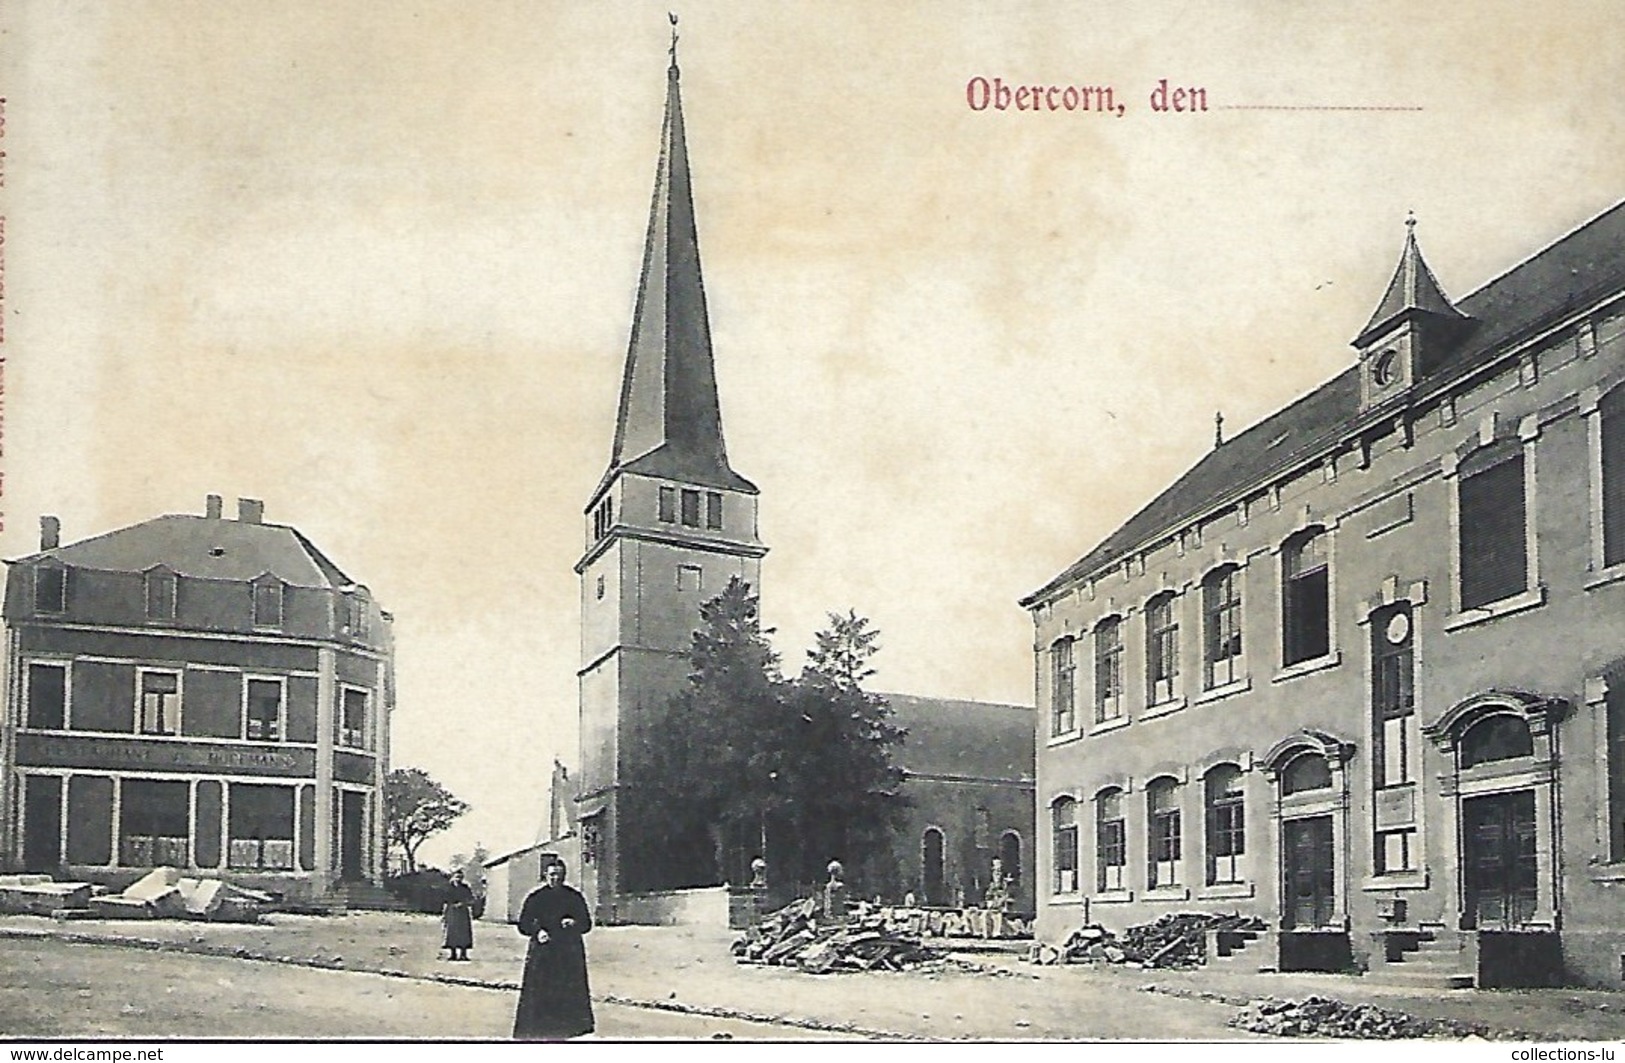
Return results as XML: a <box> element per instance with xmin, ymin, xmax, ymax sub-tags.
<box><xmin>1283</xmin><ymin>532</ymin><xmax>1330</xmax><ymax>665</ymax></box>
<box><xmin>253</xmin><ymin>581</ymin><xmax>284</xmax><ymax>629</ymax></box>
<box><xmin>245</xmin><ymin>678</ymin><xmax>283</xmax><ymax>742</ymax></box>
<box><xmin>705</xmin><ymin>491</ymin><xmax>723</xmax><ymax>530</ymax></box>
<box><xmin>27</xmin><ymin>663</ymin><xmax>66</xmax><ymax>729</ymax></box>
<box><xmin>1602</xmin><ymin>388</ymin><xmax>1625</xmax><ymax>568</ymax></box>
<box><xmin>1203</xmin><ymin>568</ymin><xmax>1243</xmax><ymax>688</ymax></box>
<box><xmin>677</xmin><ymin>564</ymin><xmax>703</xmax><ymax>593</ymax></box>
<box><xmin>1373</xmin><ymin>605</ymin><xmax>1417</xmax><ymax>787</ymax></box>
<box><xmin>1377</xmin><ymin>829</ymin><xmax>1416</xmax><ymax>875</ymax></box>
<box><xmin>1094</xmin><ymin>619</ymin><xmax>1124</xmax><ymax>723</ymax></box>
<box><xmin>658</xmin><ymin>486</ymin><xmax>677</xmax><ymax>523</ymax></box>
<box><xmin>340</xmin><ymin>688</ymin><xmax>368</xmax><ymax>749</ymax></box>
<box><xmin>1096</xmin><ymin>794</ymin><xmax>1126</xmax><ymax>892</ymax></box>
<box><xmin>145</xmin><ymin>571</ymin><xmax>177</xmax><ymax>622</ymax></box>
<box><xmin>120</xmin><ymin>779</ymin><xmax>189</xmax><ymax>867</ymax></box>
<box><xmin>139</xmin><ymin>671</ymin><xmax>180</xmax><ymax>736</ymax></box>
<box><xmin>228</xmin><ymin>783</ymin><xmax>295</xmax><ymax>870</ymax></box>
<box><xmin>1050</xmin><ymin>638</ymin><xmax>1076</xmax><ymax>735</ymax></box>
<box><xmin>1459</xmin><ymin>452</ymin><xmax>1528</xmax><ymax>609</ymax></box>
<box><xmin>34</xmin><ymin>564</ymin><xmax>66</xmax><ymax>614</ymax></box>
<box><xmin>1053</xmin><ymin>801</ymin><xmax>1079</xmax><ymax>893</ymax></box>
<box><xmin>680</xmin><ymin>488</ymin><xmax>701</xmax><ymax>527</ymax></box>
<box><xmin>1146</xmin><ymin>594</ymin><xmax>1180</xmax><ymax>704</ymax></box>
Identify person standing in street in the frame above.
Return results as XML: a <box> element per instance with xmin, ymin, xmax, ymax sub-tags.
<box><xmin>441</xmin><ymin>868</ymin><xmax>476</xmax><ymax>962</ymax></box>
<box><xmin>513</xmin><ymin>860</ymin><xmax>595</xmax><ymax>1040</ymax></box>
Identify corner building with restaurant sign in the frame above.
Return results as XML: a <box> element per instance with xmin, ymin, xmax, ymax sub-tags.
<box><xmin>0</xmin><ymin>496</ymin><xmax>393</xmax><ymax>902</ymax></box>
<box><xmin>1024</xmin><ymin>203</ymin><xmax>1625</xmax><ymax>987</ymax></box>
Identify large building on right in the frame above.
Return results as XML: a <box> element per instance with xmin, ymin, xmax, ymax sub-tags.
<box><xmin>1022</xmin><ymin>202</ymin><xmax>1625</xmax><ymax>988</ymax></box>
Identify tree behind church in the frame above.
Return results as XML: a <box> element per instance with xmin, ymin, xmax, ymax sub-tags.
<box><xmin>634</xmin><ymin>582</ymin><xmax>906</xmax><ymax>894</ymax></box>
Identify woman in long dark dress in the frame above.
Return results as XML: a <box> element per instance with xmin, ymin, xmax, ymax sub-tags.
<box><xmin>441</xmin><ymin>869</ymin><xmax>475</xmax><ymax>961</ymax></box>
<box><xmin>513</xmin><ymin>861</ymin><xmax>594</xmax><ymax>1040</ymax></box>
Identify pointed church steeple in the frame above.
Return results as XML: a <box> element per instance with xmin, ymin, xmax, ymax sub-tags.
<box><xmin>604</xmin><ymin>39</ymin><xmax>757</xmax><ymax>496</ymax></box>
<box><xmin>1354</xmin><ymin>215</ymin><xmax>1473</xmax><ymax>408</ymax></box>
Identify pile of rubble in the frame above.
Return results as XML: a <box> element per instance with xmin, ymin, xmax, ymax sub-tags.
<box><xmin>733</xmin><ymin>898</ymin><xmax>944</xmax><ymax>974</ymax></box>
<box><xmin>1033</xmin><ymin>912</ymin><xmax>1268</xmax><ymax>968</ymax></box>
<box><xmin>1228</xmin><ymin>996</ymin><xmax>1493</xmax><ymax>1040</ymax></box>
<box><xmin>0</xmin><ymin>868</ymin><xmax>271</xmax><ymax>923</ymax></box>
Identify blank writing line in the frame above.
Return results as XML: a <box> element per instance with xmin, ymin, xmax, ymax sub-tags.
<box><xmin>1218</xmin><ymin>104</ymin><xmax>1424</xmax><ymax>112</ymax></box>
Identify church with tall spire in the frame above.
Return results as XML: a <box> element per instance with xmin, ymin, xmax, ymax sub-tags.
<box><xmin>573</xmin><ymin>31</ymin><xmax>767</xmax><ymax>917</ymax></box>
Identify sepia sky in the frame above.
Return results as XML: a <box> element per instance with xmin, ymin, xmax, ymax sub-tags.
<box><xmin>4</xmin><ymin>1</ymin><xmax>1623</xmax><ymax>864</ymax></box>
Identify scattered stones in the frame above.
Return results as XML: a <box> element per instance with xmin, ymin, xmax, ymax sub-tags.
<box><xmin>1054</xmin><ymin>912</ymin><xmax>1266</xmax><ymax>969</ymax></box>
<box><xmin>1228</xmin><ymin>995</ymin><xmax>1496</xmax><ymax>1040</ymax></box>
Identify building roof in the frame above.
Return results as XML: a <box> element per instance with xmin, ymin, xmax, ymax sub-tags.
<box><xmin>12</xmin><ymin>512</ymin><xmax>359</xmax><ymax>590</ymax></box>
<box><xmin>598</xmin><ymin>57</ymin><xmax>756</xmax><ymax>501</ymax></box>
<box><xmin>882</xmin><ymin>692</ymin><xmax>1035</xmax><ymax>783</ymax></box>
<box><xmin>1023</xmin><ymin>199</ymin><xmax>1625</xmax><ymax>608</ymax></box>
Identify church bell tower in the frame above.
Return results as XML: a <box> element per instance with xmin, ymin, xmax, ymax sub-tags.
<box><xmin>574</xmin><ymin>34</ymin><xmax>766</xmax><ymax>919</ymax></box>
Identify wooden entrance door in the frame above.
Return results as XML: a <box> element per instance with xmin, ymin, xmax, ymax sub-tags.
<box><xmin>1283</xmin><ymin>815</ymin><xmax>1334</xmax><ymax>929</ymax></box>
<box><xmin>339</xmin><ymin>790</ymin><xmax>366</xmax><ymax>881</ymax></box>
<box><xmin>1463</xmin><ymin>790</ymin><xmax>1537</xmax><ymax>929</ymax></box>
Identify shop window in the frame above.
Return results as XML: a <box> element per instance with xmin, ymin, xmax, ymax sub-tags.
<box><xmin>228</xmin><ymin>784</ymin><xmax>295</xmax><ymax>870</ymax></box>
<box><xmin>120</xmin><ymin>779</ymin><xmax>189</xmax><ymax>867</ymax></box>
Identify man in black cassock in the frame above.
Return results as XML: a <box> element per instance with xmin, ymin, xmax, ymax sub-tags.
<box><xmin>513</xmin><ymin>860</ymin><xmax>595</xmax><ymax>1040</ymax></box>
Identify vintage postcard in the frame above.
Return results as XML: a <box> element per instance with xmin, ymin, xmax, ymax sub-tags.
<box><xmin>1</xmin><ymin>0</ymin><xmax>1623</xmax><ymax>1049</ymax></box>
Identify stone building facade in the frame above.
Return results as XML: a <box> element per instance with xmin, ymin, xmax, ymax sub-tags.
<box><xmin>1023</xmin><ymin>204</ymin><xmax>1625</xmax><ymax>987</ymax></box>
<box><xmin>0</xmin><ymin>496</ymin><xmax>393</xmax><ymax>902</ymax></box>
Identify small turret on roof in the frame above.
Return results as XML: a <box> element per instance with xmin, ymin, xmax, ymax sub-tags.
<box><xmin>1354</xmin><ymin>214</ymin><xmax>1466</xmax><ymax>349</ymax></box>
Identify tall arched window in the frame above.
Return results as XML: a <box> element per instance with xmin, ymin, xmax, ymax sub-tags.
<box><xmin>1282</xmin><ymin>529</ymin><xmax>1330</xmax><ymax>665</ymax></box>
<box><xmin>999</xmin><ymin>831</ymin><xmax>1022</xmax><ymax>893</ymax></box>
<box><xmin>1052</xmin><ymin>799</ymin><xmax>1078</xmax><ymax>894</ymax></box>
<box><xmin>1147</xmin><ymin>778</ymin><xmax>1182</xmax><ymax>888</ymax></box>
<box><xmin>922</xmin><ymin>827</ymin><xmax>946</xmax><ymax>905</ymax></box>
<box><xmin>1094</xmin><ymin>617</ymin><xmax>1124</xmax><ymax>722</ymax></box>
<box><xmin>1204</xmin><ymin>765</ymin><xmax>1245</xmax><ymax>885</ymax></box>
<box><xmin>1050</xmin><ymin>638</ymin><xmax>1077</xmax><ymax>735</ymax></box>
<box><xmin>1146</xmin><ymin>591</ymin><xmax>1180</xmax><ymax>705</ymax></box>
<box><xmin>1202</xmin><ymin>566</ymin><xmax>1243</xmax><ymax>688</ymax></box>
<box><xmin>1095</xmin><ymin>789</ymin><xmax>1125</xmax><ymax>891</ymax></box>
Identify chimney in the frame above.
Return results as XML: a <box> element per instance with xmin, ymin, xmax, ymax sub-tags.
<box><xmin>205</xmin><ymin>494</ymin><xmax>223</xmax><ymax>519</ymax></box>
<box><xmin>237</xmin><ymin>498</ymin><xmax>265</xmax><ymax>524</ymax></box>
<box><xmin>40</xmin><ymin>516</ymin><xmax>60</xmax><ymax>551</ymax></box>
